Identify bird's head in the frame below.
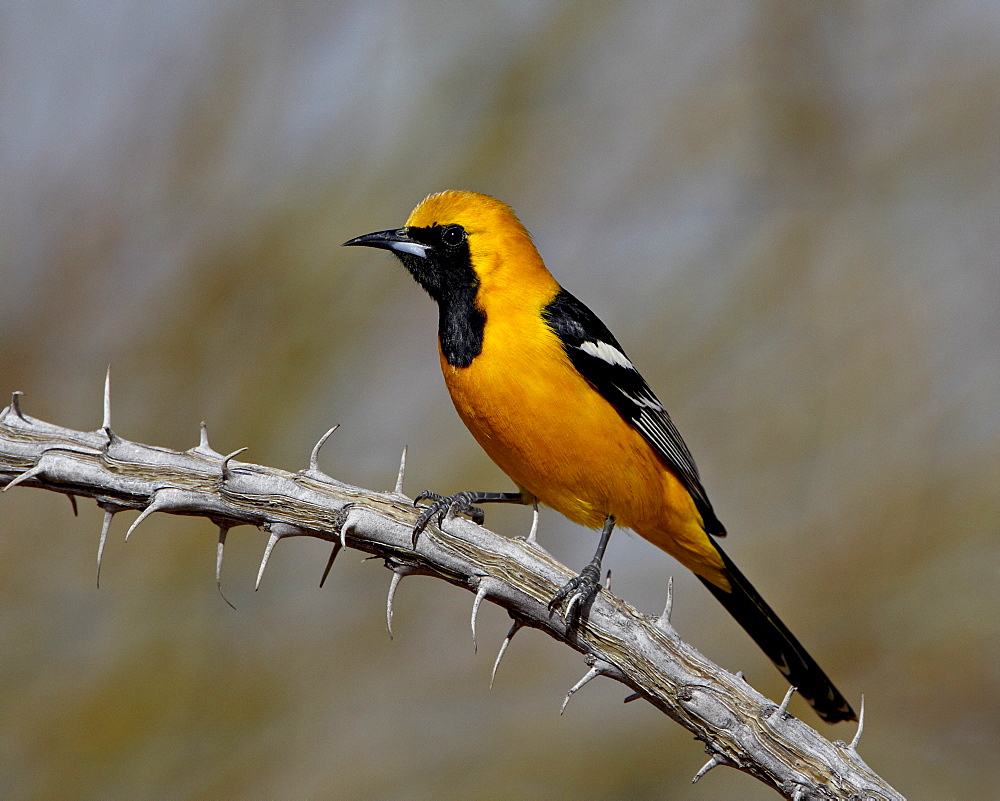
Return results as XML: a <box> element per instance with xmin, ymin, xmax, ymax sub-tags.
<box><xmin>343</xmin><ymin>190</ymin><xmax>549</xmax><ymax>303</ymax></box>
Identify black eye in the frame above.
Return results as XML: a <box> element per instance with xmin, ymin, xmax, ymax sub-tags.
<box><xmin>440</xmin><ymin>224</ymin><xmax>466</xmax><ymax>248</ymax></box>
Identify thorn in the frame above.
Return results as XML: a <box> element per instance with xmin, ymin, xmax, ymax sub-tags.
<box><xmin>386</xmin><ymin>569</ymin><xmax>405</xmax><ymax>639</ymax></box>
<box><xmin>321</xmin><ymin>508</ymin><xmax>353</xmax><ymax>587</ymax></box>
<box><xmin>9</xmin><ymin>391</ymin><xmax>26</xmax><ymax>421</ymax></box>
<box><xmin>849</xmin><ymin>694</ymin><xmax>866</xmax><ymax>750</ymax></box>
<box><xmin>191</xmin><ymin>422</ymin><xmax>223</xmax><ymax>458</ymax></box>
<box><xmin>221</xmin><ymin>448</ymin><xmax>248</xmax><ymax>481</ymax></box>
<box><xmin>255</xmin><ymin>531</ymin><xmax>281</xmax><ymax>591</ymax></box>
<box><xmin>2</xmin><ymin>463</ymin><xmax>44</xmax><ymax>492</ymax></box>
<box><xmin>121</xmin><ymin>487</ymin><xmax>201</xmax><ymax>541</ymax></box>
<box><xmin>735</xmin><ymin>671</ymin><xmax>745</xmax><ymax>682</ymax></box>
<box><xmin>66</xmin><ymin>493</ymin><xmax>79</xmax><ymax>516</ymax></box>
<box><xmin>560</xmin><ymin>664</ymin><xmax>603</xmax><ymax>715</ymax></box>
<box><xmin>691</xmin><ymin>753</ymin><xmax>726</xmax><ymax>784</ymax></box>
<box><xmin>102</xmin><ymin>365</ymin><xmax>113</xmax><ymax>439</ymax></box>
<box><xmin>215</xmin><ymin>524</ymin><xmax>235</xmax><ymax>609</ymax></box>
<box><xmin>490</xmin><ymin>620</ymin><xmax>523</xmax><ymax>689</ymax></box>
<box><xmin>471</xmin><ymin>582</ymin><xmax>489</xmax><ymax>652</ymax></box>
<box><xmin>319</xmin><ymin>541</ymin><xmax>342</xmax><ymax>588</ymax></box>
<box><xmin>309</xmin><ymin>425</ymin><xmax>340</xmax><ymax>474</ymax></box>
<box><xmin>772</xmin><ymin>685</ymin><xmax>797</xmax><ymax>720</ymax></box>
<box><xmin>470</xmin><ymin>578</ymin><xmax>503</xmax><ymax>652</ymax></box>
<box><xmin>394</xmin><ymin>445</ymin><xmax>408</xmax><ymax>495</ymax></box>
<box><xmin>526</xmin><ymin>499</ymin><xmax>540</xmax><ymax>544</ymax></box>
<box><xmin>96</xmin><ymin>506</ymin><xmax>116</xmax><ymax>588</ymax></box>
<box><xmin>254</xmin><ymin>524</ymin><xmax>307</xmax><ymax>591</ymax></box>
<box><xmin>124</xmin><ymin>495</ymin><xmax>164</xmax><ymax>542</ymax></box>
<box><xmin>654</xmin><ymin>576</ymin><xmax>674</xmax><ymax>631</ymax></box>
<box><xmin>380</xmin><ymin>561</ymin><xmax>427</xmax><ymax>639</ymax></box>
<box><xmin>623</xmin><ymin>692</ymin><xmax>640</xmax><ymax>703</ymax></box>
<box><xmin>604</xmin><ymin>569</ymin><xmax>612</xmax><ymax>593</ymax></box>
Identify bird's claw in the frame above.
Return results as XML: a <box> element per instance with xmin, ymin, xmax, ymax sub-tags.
<box><xmin>412</xmin><ymin>491</ymin><xmax>486</xmax><ymax>546</ymax></box>
<box><xmin>548</xmin><ymin>561</ymin><xmax>602</xmax><ymax>623</ymax></box>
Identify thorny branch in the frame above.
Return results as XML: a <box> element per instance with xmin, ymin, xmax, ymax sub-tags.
<box><xmin>0</xmin><ymin>385</ymin><xmax>903</xmax><ymax>800</ymax></box>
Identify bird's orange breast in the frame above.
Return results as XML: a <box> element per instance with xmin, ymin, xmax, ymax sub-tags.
<box><xmin>439</xmin><ymin>292</ymin><xmax>727</xmax><ymax>586</ymax></box>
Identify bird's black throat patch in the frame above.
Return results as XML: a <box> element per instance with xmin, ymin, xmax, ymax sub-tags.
<box><xmin>438</xmin><ymin>283</ymin><xmax>485</xmax><ymax>368</ymax></box>
<box><xmin>397</xmin><ymin>224</ymin><xmax>486</xmax><ymax>369</ymax></box>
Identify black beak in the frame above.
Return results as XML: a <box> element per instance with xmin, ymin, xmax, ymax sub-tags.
<box><xmin>342</xmin><ymin>228</ymin><xmax>429</xmax><ymax>259</ymax></box>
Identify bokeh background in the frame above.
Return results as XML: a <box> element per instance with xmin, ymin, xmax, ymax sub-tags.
<box><xmin>1</xmin><ymin>2</ymin><xmax>997</xmax><ymax>799</ymax></box>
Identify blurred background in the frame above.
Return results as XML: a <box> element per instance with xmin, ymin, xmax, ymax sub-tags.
<box><xmin>1</xmin><ymin>1</ymin><xmax>997</xmax><ymax>799</ymax></box>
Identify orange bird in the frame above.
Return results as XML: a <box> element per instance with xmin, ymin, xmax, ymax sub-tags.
<box><xmin>345</xmin><ymin>190</ymin><xmax>856</xmax><ymax>723</ymax></box>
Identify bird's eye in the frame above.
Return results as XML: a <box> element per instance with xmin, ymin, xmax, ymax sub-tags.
<box><xmin>440</xmin><ymin>225</ymin><xmax>466</xmax><ymax>248</ymax></box>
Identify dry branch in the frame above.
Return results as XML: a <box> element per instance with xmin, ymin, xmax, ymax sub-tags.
<box><xmin>0</xmin><ymin>388</ymin><xmax>903</xmax><ymax>800</ymax></box>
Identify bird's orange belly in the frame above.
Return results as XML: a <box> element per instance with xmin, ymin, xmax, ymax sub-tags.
<box><xmin>441</xmin><ymin>348</ymin><xmax>727</xmax><ymax>585</ymax></box>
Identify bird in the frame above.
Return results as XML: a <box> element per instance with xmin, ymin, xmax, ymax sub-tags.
<box><xmin>344</xmin><ymin>190</ymin><xmax>856</xmax><ymax>723</ymax></box>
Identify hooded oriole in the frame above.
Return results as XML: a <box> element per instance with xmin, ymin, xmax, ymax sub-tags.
<box><xmin>344</xmin><ymin>190</ymin><xmax>856</xmax><ymax>723</ymax></box>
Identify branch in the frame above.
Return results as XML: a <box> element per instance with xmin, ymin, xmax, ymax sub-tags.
<box><xmin>0</xmin><ymin>389</ymin><xmax>903</xmax><ymax>800</ymax></box>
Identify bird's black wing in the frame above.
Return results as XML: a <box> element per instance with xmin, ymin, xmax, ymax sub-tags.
<box><xmin>542</xmin><ymin>288</ymin><xmax>725</xmax><ymax>537</ymax></box>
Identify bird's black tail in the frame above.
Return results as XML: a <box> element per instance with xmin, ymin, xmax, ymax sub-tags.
<box><xmin>698</xmin><ymin>542</ymin><xmax>857</xmax><ymax>723</ymax></box>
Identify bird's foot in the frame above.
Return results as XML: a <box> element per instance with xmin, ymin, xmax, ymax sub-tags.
<box><xmin>412</xmin><ymin>491</ymin><xmax>486</xmax><ymax>545</ymax></box>
<box><xmin>548</xmin><ymin>560</ymin><xmax>602</xmax><ymax>624</ymax></box>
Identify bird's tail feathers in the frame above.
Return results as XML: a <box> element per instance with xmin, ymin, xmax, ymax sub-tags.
<box><xmin>698</xmin><ymin>543</ymin><xmax>857</xmax><ymax>724</ymax></box>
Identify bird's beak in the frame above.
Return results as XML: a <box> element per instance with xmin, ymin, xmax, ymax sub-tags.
<box><xmin>342</xmin><ymin>228</ymin><xmax>429</xmax><ymax>259</ymax></box>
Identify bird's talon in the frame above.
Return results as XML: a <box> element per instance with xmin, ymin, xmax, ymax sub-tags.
<box><xmin>411</xmin><ymin>491</ymin><xmax>489</xmax><ymax>546</ymax></box>
<box><xmin>548</xmin><ymin>562</ymin><xmax>601</xmax><ymax>622</ymax></box>
<box><xmin>414</xmin><ymin>490</ymin><xmax>443</xmax><ymax>508</ymax></box>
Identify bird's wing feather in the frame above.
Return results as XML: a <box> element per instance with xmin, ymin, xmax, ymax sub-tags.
<box><xmin>542</xmin><ymin>289</ymin><xmax>725</xmax><ymax>536</ymax></box>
